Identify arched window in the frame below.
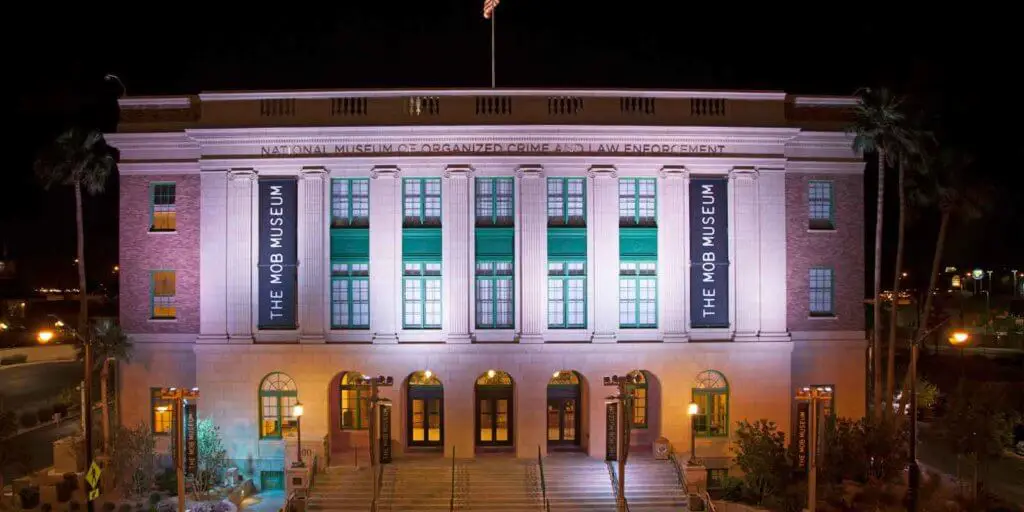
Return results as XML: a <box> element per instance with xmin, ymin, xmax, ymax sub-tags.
<box><xmin>692</xmin><ymin>370</ymin><xmax>729</xmax><ymax>438</ymax></box>
<box><xmin>626</xmin><ymin>370</ymin><xmax>648</xmax><ymax>428</ymax></box>
<box><xmin>259</xmin><ymin>372</ymin><xmax>298</xmax><ymax>439</ymax></box>
<box><xmin>340</xmin><ymin>371</ymin><xmax>370</xmax><ymax>430</ymax></box>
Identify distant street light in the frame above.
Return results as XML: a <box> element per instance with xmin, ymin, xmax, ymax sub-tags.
<box><xmin>293</xmin><ymin>402</ymin><xmax>305</xmax><ymax>467</ymax></box>
<box><xmin>37</xmin><ymin>330</ymin><xmax>54</xmax><ymax>343</ymax></box>
<box><xmin>687</xmin><ymin>401</ymin><xmax>700</xmax><ymax>464</ymax></box>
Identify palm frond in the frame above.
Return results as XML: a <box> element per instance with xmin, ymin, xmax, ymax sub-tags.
<box><xmin>34</xmin><ymin>127</ymin><xmax>118</xmax><ymax>194</ymax></box>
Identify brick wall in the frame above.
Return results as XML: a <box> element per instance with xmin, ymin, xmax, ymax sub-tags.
<box><xmin>119</xmin><ymin>174</ymin><xmax>200</xmax><ymax>334</ymax></box>
<box><xmin>786</xmin><ymin>173</ymin><xmax>864</xmax><ymax>331</ymax></box>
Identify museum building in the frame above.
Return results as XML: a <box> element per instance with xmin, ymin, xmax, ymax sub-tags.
<box><xmin>108</xmin><ymin>89</ymin><xmax>866</xmax><ymax>488</ymax></box>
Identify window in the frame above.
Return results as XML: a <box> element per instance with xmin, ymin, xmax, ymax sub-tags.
<box><xmin>259</xmin><ymin>372</ymin><xmax>298</xmax><ymax>439</ymax></box>
<box><xmin>331</xmin><ymin>178</ymin><xmax>369</xmax><ymax>227</ymax></box>
<box><xmin>150</xmin><ymin>271</ymin><xmax>176</xmax><ymax>319</ymax></box>
<box><xmin>150</xmin><ymin>388</ymin><xmax>172</xmax><ymax>435</ymax></box>
<box><xmin>626</xmin><ymin>370</ymin><xmax>648</xmax><ymax>429</ymax></box>
<box><xmin>403</xmin><ymin>262</ymin><xmax>442</xmax><ymax>329</ymax></box>
<box><xmin>331</xmin><ymin>263</ymin><xmax>369</xmax><ymax>329</ymax></box>
<box><xmin>619</xmin><ymin>262</ymin><xmax>657</xmax><ymax>328</ymax></box>
<box><xmin>340</xmin><ymin>372</ymin><xmax>370</xmax><ymax>430</ymax></box>
<box><xmin>808</xmin><ymin>181</ymin><xmax>835</xmax><ymax>230</ymax></box>
<box><xmin>618</xmin><ymin>178</ymin><xmax>656</xmax><ymax>226</ymax></box>
<box><xmin>476</xmin><ymin>261</ymin><xmax>513</xmax><ymax>329</ymax></box>
<box><xmin>707</xmin><ymin>469</ymin><xmax>729</xmax><ymax>490</ymax></box>
<box><xmin>476</xmin><ymin>177</ymin><xmax>514</xmax><ymax>226</ymax></box>
<box><xmin>547</xmin><ymin>261</ymin><xmax>586</xmax><ymax>328</ymax></box>
<box><xmin>403</xmin><ymin>178</ymin><xmax>442</xmax><ymax>226</ymax></box>
<box><xmin>809</xmin><ymin>267</ymin><xmax>835</xmax><ymax>316</ymax></box>
<box><xmin>547</xmin><ymin>178</ymin><xmax>585</xmax><ymax>226</ymax></box>
<box><xmin>150</xmin><ymin>182</ymin><xmax>176</xmax><ymax>232</ymax></box>
<box><xmin>692</xmin><ymin>370</ymin><xmax>729</xmax><ymax>438</ymax></box>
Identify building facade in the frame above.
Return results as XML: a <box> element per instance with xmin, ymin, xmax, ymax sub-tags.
<box><xmin>109</xmin><ymin>89</ymin><xmax>866</xmax><ymax>487</ymax></box>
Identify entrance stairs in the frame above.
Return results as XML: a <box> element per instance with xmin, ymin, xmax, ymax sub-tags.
<box><xmin>543</xmin><ymin>453</ymin><xmax>619</xmax><ymax>511</ymax></box>
<box><xmin>614</xmin><ymin>453</ymin><xmax>689</xmax><ymax>511</ymax></box>
<box><xmin>306</xmin><ymin>465</ymin><xmax>374</xmax><ymax>511</ymax></box>
<box><xmin>378</xmin><ymin>458</ymin><xmax>454</xmax><ymax>510</ymax></box>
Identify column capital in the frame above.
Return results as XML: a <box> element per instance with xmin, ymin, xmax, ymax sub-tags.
<box><xmin>371</xmin><ymin>165</ymin><xmax>401</xmax><ymax>179</ymax></box>
<box><xmin>515</xmin><ymin>165</ymin><xmax>545</xmax><ymax>179</ymax></box>
<box><xmin>299</xmin><ymin>167</ymin><xmax>328</xmax><ymax>180</ymax></box>
<box><xmin>228</xmin><ymin>168</ymin><xmax>256</xmax><ymax>181</ymax></box>
<box><xmin>729</xmin><ymin>167</ymin><xmax>759</xmax><ymax>181</ymax></box>
<box><xmin>587</xmin><ymin>165</ymin><xmax>617</xmax><ymax>179</ymax></box>
<box><xmin>659</xmin><ymin>166</ymin><xmax>689</xmax><ymax>179</ymax></box>
<box><xmin>444</xmin><ymin>164</ymin><xmax>474</xmax><ymax>179</ymax></box>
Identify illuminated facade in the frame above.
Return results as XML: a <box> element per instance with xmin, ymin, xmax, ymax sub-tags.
<box><xmin>109</xmin><ymin>89</ymin><xmax>866</xmax><ymax>485</ymax></box>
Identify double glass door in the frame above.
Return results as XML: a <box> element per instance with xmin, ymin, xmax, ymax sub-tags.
<box><xmin>547</xmin><ymin>398</ymin><xmax>578</xmax><ymax>445</ymax></box>
<box><xmin>476</xmin><ymin>388</ymin><xmax>513</xmax><ymax>446</ymax></box>
<box><xmin>408</xmin><ymin>387</ymin><xmax>443</xmax><ymax>447</ymax></box>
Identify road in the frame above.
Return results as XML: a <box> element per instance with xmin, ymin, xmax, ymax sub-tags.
<box><xmin>919</xmin><ymin>424</ymin><xmax>1024</xmax><ymax>506</ymax></box>
<box><xmin>2</xmin><ymin>419</ymin><xmax>80</xmax><ymax>484</ymax></box>
<box><xmin>0</xmin><ymin>361</ymin><xmax>82</xmax><ymax>412</ymax></box>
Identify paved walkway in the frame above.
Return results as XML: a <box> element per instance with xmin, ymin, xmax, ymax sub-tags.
<box><xmin>239</xmin><ymin>490</ymin><xmax>285</xmax><ymax>512</ymax></box>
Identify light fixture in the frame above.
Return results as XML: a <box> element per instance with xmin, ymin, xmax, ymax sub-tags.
<box><xmin>424</xmin><ymin>370</ymin><xmax>433</xmax><ymax>379</ymax></box>
<box><xmin>156</xmin><ymin>406</ymin><xmax>169</xmax><ymax>412</ymax></box>
<box><xmin>191</xmin><ymin>387</ymin><xmax>199</xmax><ymax>392</ymax></box>
<box><xmin>54</xmin><ymin>320</ymin><xmax>65</xmax><ymax>328</ymax></box>
<box><xmin>293</xmin><ymin>402</ymin><xmax>304</xmax><ymax>417</ymax></box>
<box><xmin>949</xmin><ymin>331</ymin><xmax>969</xmax><ymax>345</ymax></box>
<box><xmin>0</xmin><ymin>322</ymin><xmax>8</xmax><ymax>330</ymax></box>
<box><xmin>487</xmin><ymin>369</ymin><xmax>496</xmax><ymax>379</ymax></box>
<box><xmin>552</xmin><ymin>371</ymin><xmax>561</xmax><ymax>379</ymax></box>
<box><xmin>37</xmin><ymin>330</ymin><xmax>54</xmax><ymax>344</ymax></box>
<box><xmin>687</xmin><ymin>402</ymin><xmax>699</xmax><ymax>416</ymax></box>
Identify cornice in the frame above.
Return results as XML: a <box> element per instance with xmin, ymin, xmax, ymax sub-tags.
<box><xmin>370</xmin><ymin>165</ymin><xmax>401</xmax><ymax>179</ymax></box>
<box><xmin>658</xmin><ymin>165</ymin><xmax>688</xmax><ymax>179</ymax></box>
<box><xmin>198</xmin><ymin>89</ymin><xmax>788</xmax><ymax>102</ymax></box>
<box><xmin>119</xmin><ymin>96</ymin><xmax>193</xmax><ymax>109</ymax></box>
<box><xmin>587</xmin><ymin>165</ymin><xmax>618</xmax><ymax>179</ymax></box>
<box><xmin>118</xmin><ymin>161</ymin><xmax>200</xmax><ymax>175</ymax></box>
<box><xmin>443</xmin><ymin>164</ymin><xmax>474</xmax><ymax>178</ymax></box>
<box><xmin>515</xmin><ymin>165</ymin><xmax>545</xmax><ymax>179</ymax></box>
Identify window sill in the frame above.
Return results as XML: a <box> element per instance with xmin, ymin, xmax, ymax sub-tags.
<box><xmin>807</xmin><ymin>315</ymin><xmax>838</xmax><ymax>321</ymax></box>
<box><xmin>148</xmin><ymin>318</ymin><xmax>178</xmax><ymax>323</ymax></box>
<box><xmin>148</xmin><ymin>230</ymin><xmax>178</xmax><ymax>235</ymax></box>
<box><xmin>806</xmin><ymin>228</ymin><xmax>837</xmax><ymax>234</ymax></box>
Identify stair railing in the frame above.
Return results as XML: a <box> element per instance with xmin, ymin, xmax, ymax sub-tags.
<box><xmin>370</xmin><ymin>461</ymin><xmax>384</xmax><ymax>512</ymax></box>
<box><xmin>537</xmin><ymin>446</ymin><xmax>550</xmax><ymax>512</ymax></box>
<box><xmin>605</xmin><ymin>460</ymin><xmax>630</xmax><ymax>512</ymax></box>
<box><xmin>449</xmin><ymin>446</ymin><xmax>456</xmax><ymax>512</ymax></box>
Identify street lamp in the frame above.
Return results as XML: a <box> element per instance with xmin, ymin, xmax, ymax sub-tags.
<box><xmin>293</xmin><ymin>402</ymin><xmax>305</xmax><ymax>467</ymax></box>
<box><xmin>687</xmin><ymin>401</ymin><xmax>699</xmax><ymax>465</ymax></box>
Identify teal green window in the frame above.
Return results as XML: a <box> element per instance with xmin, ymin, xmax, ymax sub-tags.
<box><xmin>547</xmin><ymin>178</ymin><xmax>586</xmax><ymax>226</ymax></box>
<box><xmin>150</xmin><ymin>182</ymin><xmax>176</xmax><ymax>232</ymax></box>
<box><xmin>259</xmin><ymin>372</ymin><xmax>298</xmax><ymax>439</ymax></box>
<box><xmin>403</xmin><ymin>262</ymin><xmax>442</xmax><ymax>329</ymax></box>
<box><xmin>809</xmin><ymin>267</ymin><xmax>835</xmax><ymax>316</ymax></box>
<box><xmin>547</xmin><ymin>261</ymin><xmax>586</xmax><ymax>328</ymax></box>
<box><xmin>403</xmin><ymin>178</ymin><xmax>442</xmax><ymax>227</ymax></box>
<box><xmin>476</xmin><ymin>261</ymin><xmax>513</xmax><ymax>329</ymax></box>
<box><xmin>707</xmin><ymin>469</ymin><xmax>728</xmax><ymax>489</ymax></box>
<box><xmin>626</xmin><ymin>370</ymin><xmax>648</xmax><ymax>428</ymax></box>
<box><xmin>340</xmin><ymin>372</ymin><xmax>370</xmax><ymax>430</ymax></box>
<box><xmin>150</xmin><ymin>388</ymin><xmax>171</xmax><ymax>435</ymax></box>
<box><xmin>331</xmin><ymin>263</ymin><xmax>369</xmax><ymax>328</ymax></box>
<box><xmin>476</xmin><ymin>177</ymin><xmax>514</xmax><ymax>226</ymax></box>
<box><xmin>331</xmin><ymin>178</ymin><xmax>369</xmax><ymax>227</ymax></box>
<box><xmin>808</xmin><ymin>180</ymin><xmax>835</xmax><ymax>230</ymax></box>
<box><xmin>618</xmin><ymin>178</ymin><xmax>656</xmax><ymax>226</ymax></box>
<box><xmin>619</xmin><ymin>262</ymin><xmax>657</xmax><ymax>328</ymax></box>
<box><xmin>692</xmin><ymin>370</ymin><xmax>729</xmax><ymax>438</ymax></box>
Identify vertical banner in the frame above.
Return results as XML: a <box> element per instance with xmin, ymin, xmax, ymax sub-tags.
<box><xmin>258</xmin><ymin>179</ymin><xmax>298</xmax><ymax>329</ymax></box>
<box><xmin>171</xmin><ymin>403</ymin><xmax>179</xmax><ymax>469</ymax></box>
<box><xmin>795</xmin><ymin>401</ymin><xmax>809</xmax><ymax>474</ymax></box>
<box><xmin>689</xmin><ymin>177</ymin><xmax>730</xmax><ymax>328</ymax></box>
<box><xmin>380</xmin><ymin>403</ymin><xmax>392</xmax><ymax>464</ymax></box>
<box><xmin>184</xmin><ymin>402</ymin><xmax>198</xmax><ymax>477</ymax></box>
<box><xmin>605</xmin><ymin>402</ymin><xmax>618</xmax><ymax>461</ymax></box>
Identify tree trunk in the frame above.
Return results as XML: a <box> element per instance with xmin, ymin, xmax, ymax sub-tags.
<box><xmin>74</xmin><ymin>181</ymin><xmax>94</xmax><ymax>485</ymax></box>
<box><xmin>885</xmin><ymin>164</ymin><xmax>906</xmax><ymax>418</ymax></box>
<box><xmin>101</xmin><ymin>358</ymin><xmax>111</xmax><ymax>455</ymax></box>
<box><xmin>872</xmin><ymin>151</ymin><xmax>886</xmax><ymax>420</ymax></box>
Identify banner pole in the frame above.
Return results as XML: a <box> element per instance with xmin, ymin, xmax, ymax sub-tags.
<box><xmin>490</xmin><ymin>13</ymin><xmax>496</xmax><ymax>88</ymax></box>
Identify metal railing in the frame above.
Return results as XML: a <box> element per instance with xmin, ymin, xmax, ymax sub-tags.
<box><xmin>537</xmin><ymin>446</ymin><xmax>550</xmax><ymax>512</ymax></box>
<box><xmin>449</xmin><ymin>446</ymin><xmax>457</xmax><ymax>512</ymax></box>
<box><xmin>605</xmin><ymin>461</ymin><xmax>630</xmax><ymax>512</ymax></box>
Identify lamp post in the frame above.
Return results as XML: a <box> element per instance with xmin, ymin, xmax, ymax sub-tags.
<box><xmin>604</xmin><ymin>373</ymin><xmax>640</xmax><ymax>509</ymax></box>
<box><xmin>159</xmin><ymin>387</ymin><xmax>200</xmax><ymax>512</ymax></box>
<box><xmin>687</xmin><ymin>402</ymin><xmax>699</xmax><ymax>464</ymax></box>
<box><xmin>795</xmin><ymin>385</ymin><xmax>833</xmax><ymax>512</ymax></box>
<box><xmin>293</xmin><ymin>402</ymin><xmax>304</xmax><ymax>467</ymax></box>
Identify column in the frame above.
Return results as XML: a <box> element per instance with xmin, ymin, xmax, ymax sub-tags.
<box><xmin>199</xmin><ymin>170</ymin><xmax>228</xmax><ymax>342</ymax></box>
<box><xmin>444</xmin><ymin>166</ymin><xmax>472</xmax><ymax>343</ymax></box>
<box><xmin>590</xmin><ymin>166</ymin><xmax>619</xmax><ymax>343</ymax></box>
<box><xmin>659</xmin><ymin>167</ymin><xmax>688</xmax><ymax>342</ymax></box>
<box><xmin>758</xmin><ymin>170</ymin><xmax>789</xmax><ymax>339</ymax></box>
<box><xmin>369</xmin><ymin>166</ymin><xmax>400</xmax><ymax>343</ymax></box>
<box><xmin>731</xmin><ymin>169</ymin><xmax>761</xmax><ymax>340</ymax></box>
<box><xmin>517</xmin><ymin>166</ymin><xmax>546</xmax><ymax>343</ymax></box>
<box><xmin>226</xmin><ymin>169</ymin><xmax>255</xmax><ymax>342</ymax></box>
<box><xmin>298</xmin><ymin>168</ymin><xmax>327</xmax><ymax>343</ymax></box>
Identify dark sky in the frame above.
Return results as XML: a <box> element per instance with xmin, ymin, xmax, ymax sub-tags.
<box><xmin>6</xmin><ymin>3</ymin><xmax>1020</xmax><ymax>293</ymax></box>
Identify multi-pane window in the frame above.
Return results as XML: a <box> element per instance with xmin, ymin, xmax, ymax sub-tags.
<box><xmin>809</xmin><ymin>267</ymin><xmax>835</xmax><ymax>316</ymax></box>
<box><xmin>547</xmin><ymin>178</ymin><xmax>586</xmax><ymax>226</ymax></box>
<box><xmin>547</xmin><ymin>261</ymin><xmax>586</xmax><ymax>328</ymax></box>
<box><xmin>693</xmin><ymin>370</ymin><xmax>729</xmax><ymax>438</ymax></box>
<box><xmin>619</xmin><ymin>262</ymin><xmax>657</xmax><ymax>328</ymax></box>
<box><xmin>331</xmin><ymin>178</ymin><xmax>369</xmax><ymax>227</ymax></box>
<box><xmin>150</xmin><ymin>388</ymin><xmax>172</xmax><ymax>435</ymax></box>
<box><xmin>150</xmin><ymin>182</ymin><xmax>176</xmax><ymax>232</ymax></box>
<box><xmin>476</xmin><ymin>178</ymin><xmax>514</xmax><ymax>226</ymax></box>
<box><xmin>808</xmin><ymin>181</ymin><xmax>835</xmax><ymax>230</ymax></box>
<box><xmin>340</xmin><ymin>372</ymin><xmax>370</xmax><ymax>430</ymax></box>
<box><xmin>403</xmin><ymin>178</ymin><xmax>442</xmax><ymax>226</ymax></box>
<box><xmin>626</xmin><ymin>371</ymin><xmax>648</xmax><ymax>428</ymax></box>
<box><xmin>476</xmin><ymin>261</ymin><xmax>514</xmax><ymax>329</ymax></box>
<box><xmin>618</xmin><ymin>178</ymin><xmax>656</xmax><ymax>226</ymax></box>
<box><xmin>259</xmin><ymin>372</ymin><xmax>298</xmax><ymax>439</ymax></box>
<box><xmin>403</xmin><ymin>262</ymin><xmax>442</xmax><ymax>328</ymax></box>
<box><xmin>150</xmin><ymin>271</ymin><xmax>176</xmax><ymax>319</ymax></box>
<box><xmin>331</xmin><ymin>263</ymin><xmax>369</xmax><ymax>328</ymax></box>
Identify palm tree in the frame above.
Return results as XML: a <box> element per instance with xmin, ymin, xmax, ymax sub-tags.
<box><xmin>34</xmin><ymin>126</ymin><xmax>118</xmax><ymax>479</ymax></box>
<box><xmin>92</xmin><ymin>323</ymin><xmax>133</xmax><ymax>454</ymax></box>
<box><xmin>850</xmin><ymin>87</ymin><xmax>918</xmax><ymax>419</ymax></box>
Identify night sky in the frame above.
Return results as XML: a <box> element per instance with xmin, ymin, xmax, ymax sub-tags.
<box><xmin>6</xmin><ymin>3</ymin><xmax>1019</xmax><ymax>293</ymax></box>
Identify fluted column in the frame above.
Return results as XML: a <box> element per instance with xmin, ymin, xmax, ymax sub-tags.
<box><xmin>659</xmin><ymin>167</ymin><xmax>689</xmax><ymax>342</ymax></box>
<box><xmin>517</xmin><ymin>166</ymin><xmax>547</xmax><ymax>343</ymax></box>
<box><xmin>298</xmin><ymin>168</ymin><xmax>327</xmax><ymax>343</ymax></box>
<box><xmin>758</xmin><ymin>170</ymin><xmax>789</xmax><ymax>339</ymax></box>
<box><xmin>589</xmin><ymin>166</ymin><xmax>619</xmax><ymax>343</ymax></box>
<box><xmin>370</xmin><ymin>166</ymin><xmax>401</xmax><ymax>343</ymax></box>
<box><xmin>226</xmin><ymin>169</ymin><xmax>255</xmax><ymax>343</ymax></box>
<box><xmin>199</xmin><ymin>170</ymin><xmax>228</xmax><ymax>343</ymax></box>
<box><xmin>444</xmin><ymin>166</ymin><xmax>472</xmax><ymax>343</ymax></box>
<box><xmin>731</xmin><ymin>169</ymin><xmax>761</xmax><ymax>340</ymax></box>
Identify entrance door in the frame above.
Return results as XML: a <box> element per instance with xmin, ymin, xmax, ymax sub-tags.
<box><xmin>547</xmin><ymin>397</ymin><xmax>579</xmax><ymax>445</ymax></box>
<box><xmin>408</xmin><ymin>389</ymin><xmax>443</xmax><ymax>446</ymax></box>
<box><xmin>476</xmin><ymin>388</ymin><xmax>513</xmax><ymax>446</ymax></box>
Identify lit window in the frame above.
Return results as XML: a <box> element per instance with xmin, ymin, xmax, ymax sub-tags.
<box><xmin>809</xmin><ymin>267</ymin><xmax>835</xmax><ymax>316</ymax></box>
<box><xmin>808</xmin><ymin>181</ymin><xmax>835</xmax><ymax>230</ymax></box>
<box><xmin>403</xmin><ymin>262</ymin><xmax>442</xmax><ymax>329</ymax></box>
<box><xmin>547</xmin><ymin>178</ymin><xmax>585</xmax><ymax>226</ymax></box>
<box><xmin>692</xmin><ymin>370</ymin><xmax>729</xmax><ymax>438</ymax></box>
<box><xmin>475</xmin><ymin>177</ymin><xmax>514</xmax><ymax>226</ymax></box>
<box><xmin>340</xmin><ymin>372</ymin><xmax>370</xmax><ymax>430</ymax></box>
<box><xmin>618</xmin><ymin>178</ymin><xmax>656</xmax><ymax>226</ymax></box>
<box><xmin>625</xmin><ymin>370</ymin><xmax>648</xmax><ymax>429</ymax></box>
<box><xmin>403</xmin><ymin>178</ymin><xmax>442</xmax><ymax>227</ymax></box>
<box><xmin>476</xmin><ymin>261</ymin><xmax>513</xmax><ymax>329</ymax></box>
<box><xmin>151</xmin><ymin>271</ymin><xmax>176</xmax><ymax>319</ymax></box>
<box><xmin>619</xmin><ymin>262</ymin><xmax>657</xmax><ymax>328</ymax></box>
<box><xmin>259</xmin><ymin>372</ymin><xmax>298</xmax><ymax>439</ymax></box>
<box><xmin>547</xmin><ymin>261</ymin><xmax>586</xmax><ymax>328</ymax></box>
<box><xmin>331</xmin><ymin>178</ymin><xmax>369</xmax><ymax>227</ymax></box>
<box><xmin>331</xmin><ymin>263</ymin><xmax>369</xmax><ymax>329</ymax></box>
<box><xmin>150</xmin><ymin>183</ymin><xmax>176</xmax><ymax>232</ymax></box>
<box><xmin>150</xmin><ymin>388</ymin><xmax>172</xmax><ymax>435</ymax></box>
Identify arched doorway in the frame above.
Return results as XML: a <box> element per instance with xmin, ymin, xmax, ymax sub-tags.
<box><xmin>407</xmin><ymin>370</ymin><xmax>443</xmax><ymax>447</ymax></box>
<box><xmin>475</xmin><ymin>370</ymin><xmax>514</xmax><ymax>447</ymax></box>
<box><xmin>547</xmin><ymin>370</ymin><xmax>581</xmax><ymax>448</ymax></box>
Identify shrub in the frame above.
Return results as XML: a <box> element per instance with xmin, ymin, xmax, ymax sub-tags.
<box><xmin>195</xmin><ymin>418</ymin><xmax>229</xmax><ymax>495</ymax></box>
<box><xmin>155</xmin><ymin>470</ymin><xmax>177</xmax><ymax>494</ymax></box>
<box><xmin>0</xmin><ymin>354</ymin><xmax>28</xmax><ymax>365</ymax></box>
<box><xmin>19</xmin><ymin>411</ymin><xmax>38</xmax><ymax>428</ymax></box>
<box><xmin>53</xmin><ymin>402</ymin><xmax>70</xmax><ymax>416</ymax></box>
<box><xmin>732</xmin><ymin>419</ymin><xmax>793</xmax><ymax>506</ymax></box>
<box><xmin>37</xmin><ymin>405</ymin><xmax>53</xmax><ymax>423</ymax></box>
<box><xmin>18</xmin><ymin>486</ymin><xmax>40</xmax><ymax>509</ymax></box>
<box><xmin>149</xmin><ymin>493</ymin><xmax>162</xmax><ymax>505</ymax></box>
<box><xmin>110</xmin><ymin>423</ymin><xmax>158</xmax><ymax>499</ymax></box>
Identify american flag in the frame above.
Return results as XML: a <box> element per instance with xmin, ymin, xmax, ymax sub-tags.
<box><xmin>483</xmin><ymin>0</ymin><xmax>500</xmax><ymax>19</ymax></box>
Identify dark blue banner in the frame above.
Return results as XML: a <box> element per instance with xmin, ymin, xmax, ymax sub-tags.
<box><xmin>689</xmin><ymin>178</ymin><xmax>730</xmax><ymax>328</ymax></box>
<box><xmin>258</xmin><ymin>179</ymin><xmax>298</xmax><ymax>329</ymax></box>
<box><xmin>184</xmin><ymin>401</ymin><xmax>198</xmax><ymax>477</ymax></box>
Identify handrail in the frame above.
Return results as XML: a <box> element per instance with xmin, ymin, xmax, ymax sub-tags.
<box><xmin>370</xmin><ymin>462</ymin><xmax>384</xmax><ymax>512</ymax></box>
<box><xmin>605</xmin><ymin>461</ymin><xmax>629</xmax><ymax>512</ymax></box>
<box><xmin>701</xmin><ymin>491</ymin><xmax>717</xmax><ymax>512</ymax></box>
<box><xmin>449</xmin><ymin>446</ymin><xmax>456</xmax><ymax>512</ymax></box>
<box><xmin>537</xmin><ymin>446</ymin><xmax>550</xmax><ymax>512</ymax></box>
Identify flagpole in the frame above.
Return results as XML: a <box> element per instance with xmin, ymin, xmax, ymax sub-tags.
<box><xmin>490</xmin><ymin>12</ymin><xmax>496</xmax><ymax>88</ymax></box>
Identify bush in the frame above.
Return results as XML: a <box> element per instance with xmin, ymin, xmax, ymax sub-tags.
<box><xmin>149</xmin><ymin>493</ymin><xmax>162</xmax><ymax>505</ymax></box>
<box><xmin>732</xmin><ymin>419</ymin><xmax>794</xmax><ymax>506</ymax></box>
<box><xmin>17</xmin><ymin>486</ymin><xmax>40</xmax><ymax>509</ymax></box>
<box><xmin>37</xmin><ymin>405</ymin><xmax>53</xmax><ymax>423</ymax></box>
<box><xmin>156</xmin><ymin>470</ymin><xmax>177</xmax><ymax>494</ymax></box>
<box><xmin>19</xmin><ymin>411</ymin><xmax>38</xmax><ymax>428</ymax></box>
<box><xmin>53</xmin><ymin>402</ymin><xmax>70</xmax><ymax>416</ymax></box>
<box><xmin>0</xmin><ymin>354</ymin><xmax>28</xmax><ymax>365</ymax></box>
<box><xmin>195</xmin><ymin>418</ymin><xmax>229</xmax><ymax>495</ymax></box>
<box><xmin>110</xmin><ymin>423</ymin><xmax>158</xmax><ymax>499</ymax></box>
